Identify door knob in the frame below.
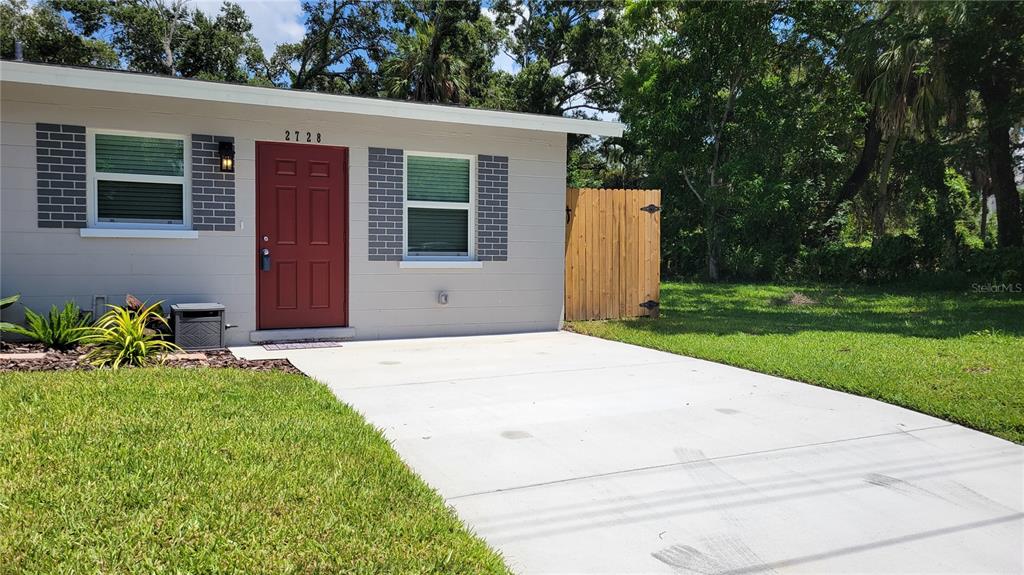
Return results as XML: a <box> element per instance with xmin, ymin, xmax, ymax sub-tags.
<box><xmin>260</xmin><ymin>248</ymin><xmax>271</xmax><ymax>271</ymax></box>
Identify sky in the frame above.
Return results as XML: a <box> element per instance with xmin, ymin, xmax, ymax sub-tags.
<box><xmin>193</xmin><ymin>0</ymin><xmax>305</xmax><ymax>57</ymax></box>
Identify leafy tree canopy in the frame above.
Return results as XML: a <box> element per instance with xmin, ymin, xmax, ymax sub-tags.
<box><xmin>3</xmin><ymin>0</ymin><xmax>1022</xmax><ymax>280</ymax></box>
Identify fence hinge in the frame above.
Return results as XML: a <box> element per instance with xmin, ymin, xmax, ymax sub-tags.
<box><xmin>639</xmin><ymin>300</ymin><xmax>660</xmax><ymax>311</ymax></box>
<box><xmin>640</xmin><ymin>204</ymin><xmax>661</xmax><ymax>214</ymax></box>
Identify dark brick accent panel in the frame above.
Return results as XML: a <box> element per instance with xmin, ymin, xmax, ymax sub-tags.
<box><xmin>368</xmin><ymin>147</ymin><xmax>404</xmax><ymax>261</ymax></box>
<box><xmin>191</xmin><ymin>134</ymin><xmax>235</xmax><ymax>231</ymax></box>
<box><xmin>37</xmin><ymin>123</ymin><xmax>86</xmax><ymax>229</ymax></box>
<box><xmin>477</xmin><ymin>154</ymin><xmax>509</xmax><ymax>261</ymax></box>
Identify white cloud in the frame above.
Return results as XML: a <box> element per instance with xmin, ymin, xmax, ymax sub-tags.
<box><xmin>192</xmin><ymin>0</ymin><xmax>304</xmax><ymax>57</ymax></box>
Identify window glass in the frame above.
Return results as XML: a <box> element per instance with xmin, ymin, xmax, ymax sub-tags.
<box><xmin>92</xmin><ymin>132</ymin><xmax>187</xmax><ymax>226</ymax></box>
<box><xmin>97</xmin><ymin>180</ymin><xmax>184</xmax><ymax>224</ymax></box>
<box><xmin>95</xmin><ymin>134</ymin><xmax>184</xmax><ymax>176</ymax></box>
<box><xmin>405</xmin><ymin>154</ymin><xmax>473</xmax><ymax>258</ymax></box>
<box><xmin>408</xmin><ymin>207</ymin><xmax>469</xmax><ymax>255</ymax></box>
<box><xmin>407</xmin><ymin>156</ymin><xmax>470</xmax><ymax>202</ymax></box>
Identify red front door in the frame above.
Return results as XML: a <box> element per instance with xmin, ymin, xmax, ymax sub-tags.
<box><xmin>256</xmin><ymin>141</ymin><xmax>348</xmax><ymax>329</ymax></box>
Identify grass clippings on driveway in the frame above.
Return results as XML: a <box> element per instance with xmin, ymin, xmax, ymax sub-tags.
<box><xmin>571</xmin><ymin>282</ymin><xmax>1024</xmax><ymax>444</ymax></box>
<box><xmin>0</xmin><ymin>368</ymin><xmax>508</xmax><ymax>574</ymax></box>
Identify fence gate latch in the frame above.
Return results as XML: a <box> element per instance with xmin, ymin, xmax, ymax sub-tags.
<box><xmin>640</xmin><ymin>300</ymin><xmax>660</xmax><ymax>311</ymax></box>
<box><xmin>641</xmin><ymin>204</ymin><xmax>661</xmax><ymax>214</ymax></box>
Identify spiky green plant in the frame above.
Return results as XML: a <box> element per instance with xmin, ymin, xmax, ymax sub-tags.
<box><xmin>0</xmin><ymin>294</ymin><xmax>21</xmax><ymax>332</ymax></box>
<box><xmin>4</xmin><ymin>300</ymin><xmax>91</xmax><ymax>350</ymax></box>
<box><xmin>80</xmin><ymin>302</ymin><xmax>181</xmax><ymax>368</ymax></box>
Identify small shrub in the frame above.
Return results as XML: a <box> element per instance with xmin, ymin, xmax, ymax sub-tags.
<box><xmin>80</xmin><ymin>302</ymin><xmax>181</xmax><ymax>368</ymax></box>
<box><xmin>4</xmin><ymin>301</ymin><xmax>91</xmax><ymax>350</ymax></box>
<box><xmin>868</xmin><ymin>235</ymin><xmax>928</xmax><ymax>281</ymax></box>
<box><xmin>793</xmin><ymin>243</ymin><xmax>869</xmax><ymax>283</ymax></box>
<box><xmin>723</xmin><ymin>245</ymin><xmax>768</xmax><ymax>281</ymax></box>
<box><xmin>959</xmin><ymin>247</ymin><xmax>1024</xmax><ymax>285</ymax></box>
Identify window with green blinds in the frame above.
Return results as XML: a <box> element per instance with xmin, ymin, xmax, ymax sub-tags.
<box><xmin>95</xmin><ymin>134</ymin><xmax>184</xmax><ymax>176</ymax></box>
<box><xmin>405</xmin><ymin>154</ymin><xmax>473</xmax><ymax>257</ymax></box>
<box><xmin>408</xmin><ymin>208</ymin><xmax>469</xmax><ymax>255</ymax></box>
<box><xmin>407</xmin><ymin>156</ymin><xmax>470</xmax><ymax>202</ymax></box>
<box><xmin>91</xmin><ymin>132</ymin><xmax>188</xmax><ymax>227</ymax></box>
<box><xmin>97</xmin><ymin>181</ymin><xmax>184</xmax><ymax>224</ymax></box>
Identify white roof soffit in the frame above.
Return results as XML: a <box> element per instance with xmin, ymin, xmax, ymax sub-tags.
<box><xmin>0</xmin><ymin>61</ymin><xmax>625</xmax><ymax>138</ymax></box>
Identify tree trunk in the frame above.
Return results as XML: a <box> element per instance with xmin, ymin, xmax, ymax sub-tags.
<box><xmin>924</xmin><ymin>145</ymin><xmax>958</xmax><ymax>269</ymax></box>
<box><xmin>980</xmin><ymin>188</ymin><xmax>989</xmax><ymax>243</ymax></box>
<box><xmin>841</xmin><ymin>107</ymin><xmax>884</xmax><ymax>206</ymax></box>
<box><xmin>810</xmin><ymin>107</ymin><xmax>882</xmax><ymax>244</ymax></box>
<box><xmin>973</xmin><ymin>164</ymin><xmax>991</xmax><ymax>244</ymax></box>
<box><xmin>872</xmin><ymin>133</ymin><xmax>898</xmax><ymax>242</ymax></box>
<box><xmin>702</xmin><ymin>77</ymin><xmax>737</xmax><ymax>283</ymax></box>
<box><xmin>980</xmin><ymin>76</ymin><xmax>1024</xmax><ymax>248</ymax></box>
<box><xmin>163</xmin><ymin>37</ymin><xmax>175</xmax><ymax>75</ymax></box>
<box><xmin>705</xmin><ymin>203</ymin><xmax>720</xmax><ymax>282</ymax></box>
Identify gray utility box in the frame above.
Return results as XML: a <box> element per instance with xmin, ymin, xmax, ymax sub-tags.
<box><xmin>170</xmin><ymin>303</ymin><xmax>226</xmax><ymax>350</ymax></box>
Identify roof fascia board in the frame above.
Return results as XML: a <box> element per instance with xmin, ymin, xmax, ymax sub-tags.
<box><xmin>0</xmin><ymin>61</ymin><xmax>624</xmax><ymax>137</ymax></box>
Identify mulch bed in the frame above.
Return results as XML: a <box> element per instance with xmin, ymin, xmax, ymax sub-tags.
<box><xmin>0</xmin><ymin>342</ymin><xmax>300</xmax><ymax>374</ymax></box>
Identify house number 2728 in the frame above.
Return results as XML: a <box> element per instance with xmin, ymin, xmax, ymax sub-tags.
<box><xmin>285</xmin><ymin>130</ymin><xmax>322</xmax><ymax>143</ymax></box>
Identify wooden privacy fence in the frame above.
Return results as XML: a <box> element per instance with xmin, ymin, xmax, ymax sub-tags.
<box><xmin>565</xmin><ymin>187</ymin><xmax>661</xmax><ymax>321</ymax></box>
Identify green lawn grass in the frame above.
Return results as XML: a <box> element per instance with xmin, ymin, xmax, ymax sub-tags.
<box><xmin>571</xmin><ymin>282</ymin><xmax>1024</xmax><ymax>444</ymax></box>
<box><xmin>0</xmin><ymin>368</ymin><xmax>508</xmax><ymax>574</ymax></box>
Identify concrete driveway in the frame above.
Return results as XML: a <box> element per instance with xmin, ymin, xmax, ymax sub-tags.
<box><xmin>237</xmin><ymin>331</ymin><xmax>1024</xmax><ymax>574</ymax></box>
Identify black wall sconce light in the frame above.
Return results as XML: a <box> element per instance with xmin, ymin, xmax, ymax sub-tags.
<box><xmin>218</xmin><ymin>140</ymin><xmax>235</xmax><ymax>172</ymax></box>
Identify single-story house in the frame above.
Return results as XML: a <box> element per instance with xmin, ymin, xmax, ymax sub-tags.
<box><xmin>0</xmin><ymin>61</ymin><xmax>623</xmax><ymax>345</ymax></box>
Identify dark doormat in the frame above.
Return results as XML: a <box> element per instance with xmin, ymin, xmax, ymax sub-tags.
<box><xmin>263</xmin><ymin>341</ymin><xmax>346</xmax><ymax>351</ymax></box>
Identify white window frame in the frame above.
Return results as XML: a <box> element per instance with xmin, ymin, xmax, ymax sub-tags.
<box><xmin>86</xmin><ymin>128</ymin><xmax>191</xmax><ymax>230</ymax></box>
<box><xmin>403</xmin><ymin>151</ymin><xmax>475</xmax><ymax>261</ymax></box>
